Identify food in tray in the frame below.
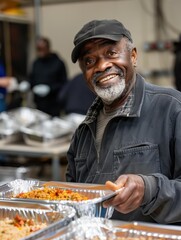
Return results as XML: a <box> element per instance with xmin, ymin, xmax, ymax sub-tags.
<box><xmin>0</xmin><ymin>180</ymin><xmax>115</xmax><ymax>218</ymax></box>
<box><xmin>0</xmin><ymin>214</ymin><xmax>47</xmax><ymax>240</ymax></box>
<box><xmin>15</xmin><ymin>187</ymin><xmax>89</xmax><ymax>201</ymax></box>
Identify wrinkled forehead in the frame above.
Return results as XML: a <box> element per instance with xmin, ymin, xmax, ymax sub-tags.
<box><xmin>79</xmin><ymin>38</ymin><xmax>128</xmax><ymax>59</ymax></box>
<box><xmin>79</xmin><ymin>38</ymin><xmax>118</xmax><ymax>58</ymax></box>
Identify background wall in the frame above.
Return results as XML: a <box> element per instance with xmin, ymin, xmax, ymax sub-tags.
<box><xmin>25</xmin><ymin>0</ymin><xmax>181</xmax><ymax>87</ymax></box>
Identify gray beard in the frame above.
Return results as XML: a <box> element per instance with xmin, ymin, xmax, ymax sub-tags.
<box><xmin>93</xmin><ymin>79</ymin><xmax>126</xmax><ymax>105</ymax></box>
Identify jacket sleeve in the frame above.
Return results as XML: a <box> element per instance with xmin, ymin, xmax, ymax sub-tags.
<box><xmin>141</xmin><ymin>110</ymin><xmax>181</xmax><ymax>224</ymax></box>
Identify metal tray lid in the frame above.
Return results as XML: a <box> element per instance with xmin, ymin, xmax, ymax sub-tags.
<box><xmin>6</xmin><ymin>107</ymin><xmax>50</xmax><ymax>127</ymax></box>
<box><xmin>21</xmin><ymin>117</ymin><xmax>73</xmax><ymax>139</ymax></box>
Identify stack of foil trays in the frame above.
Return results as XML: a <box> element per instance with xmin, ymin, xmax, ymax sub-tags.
<box><xmin>0</xmin><ymin>107</ymin><xmax>50</xmax><ymax>145</ymax></box>
<box><xmin>0</xmin><ymin>107</ymin><xmax>74</xmax><ymax>146</ymax></box>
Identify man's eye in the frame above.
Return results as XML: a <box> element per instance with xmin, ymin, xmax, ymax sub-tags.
<box><xmin>107</xmin><ymin>51</ymin><xmax>119</xmax><ymax>58</ymax></box>
<box><xmin>84</xmin><ymin>58</ymin><xmax>95</xmax><ymax>66</ymax></box>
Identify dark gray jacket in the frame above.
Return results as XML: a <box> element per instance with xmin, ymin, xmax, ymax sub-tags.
<box><xmin>66</xmin><ymin>74</ymin><xmax>181</xmax><ymax>225</ymax></box>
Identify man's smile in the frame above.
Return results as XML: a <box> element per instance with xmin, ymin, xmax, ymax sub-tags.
<box><xmin>95</xmin><ymin>74</ymin><xmax>120</xmax><ymax>87</ymax></box>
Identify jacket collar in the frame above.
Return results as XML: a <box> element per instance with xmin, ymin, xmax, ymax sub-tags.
<box><xmin>83</xmin><ymin>73</ymin><xmax>145</xmax><ymax>124</ymax></box>
<box><xmin>129</xmin><ymin>73</ymin><xmax>145</xmax><ymax>117</ymax></box>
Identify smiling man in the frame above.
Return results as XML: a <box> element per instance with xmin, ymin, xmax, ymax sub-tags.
<box><xmin>66</xmin><ymin>19</ymin><xmax>181</xmax><ymax>224</ymax></box>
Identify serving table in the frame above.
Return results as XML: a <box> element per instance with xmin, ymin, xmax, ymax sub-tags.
<box><xmin>0</xmin><ymin>141</ymin><xmax>70</xmax><ymax>181</ymax></box>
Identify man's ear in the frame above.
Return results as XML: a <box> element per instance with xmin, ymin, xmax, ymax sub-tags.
<box><xmin>131</xmin><ymin>47</ymin><xmax>137</xmax><ymax>67</ymax></box>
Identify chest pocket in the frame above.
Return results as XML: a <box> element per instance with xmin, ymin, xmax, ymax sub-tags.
<box><xmin>113</xmin><ymin>143</ymin><xmax>160</xmax><ymax>176</ymax></box>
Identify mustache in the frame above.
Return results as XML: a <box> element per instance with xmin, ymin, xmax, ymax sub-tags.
<box><xmin>92</xmin><ymin>67</ymin><xmax>124</xmax><ymax>84</ymax></box>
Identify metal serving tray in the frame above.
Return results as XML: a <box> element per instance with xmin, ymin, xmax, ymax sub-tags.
<box><xmin>6</xmin><ymin>107</ymin><xmax>50</xmax><ymax>127</ymax></box>
<box><xmin>41</xmin><ymin>218</ymin><xmax>181</xmax><ymax>240</ymax></box>
<box><xmin>21</xmin><ymin>118</ymin><xmax>73</xmax><ymax>147</ymax></box>
<box><xmin>0</xmin><ymin>107</ymin><xmax>50</xmax><ymax>144</ymax></box>
<box><xmin>0</xmin><ymin>179</ymin><xmax>117</xmax><ymax>218</ymax></box>
<box><xmin>114</xmin><ymin>221</ymin><xmax>181</xmax><ymax>239</ymax></box>
<box><xmin>0</xmin><ymin>202</ymin><xmax>76</xmax><ymax>240</ymax></box>
<box><xmin>43</xmin><ymin>216</ymin><xmax>115</xmax><ymax>240</ymax></box>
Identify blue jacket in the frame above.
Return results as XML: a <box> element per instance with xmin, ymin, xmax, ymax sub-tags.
<box><xmin>0</xmin><ymin>62</ymin><xmax>6</xmax><ymax>96</ymax></box>
<box><xmin>66</xmin><ymin>74</ymin><xmax>181</xmax><ymax>224</ymax></box>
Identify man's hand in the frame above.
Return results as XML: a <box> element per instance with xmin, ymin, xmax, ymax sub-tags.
<box><xmin>104</xmin><ymin>174</ymin><xmax>145</xmax><ymax>214</ymax></box>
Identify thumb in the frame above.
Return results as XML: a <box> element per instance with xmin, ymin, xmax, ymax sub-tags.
<box><xmin>105</xmin><ymin>176</ymin><xmax>127</xmax><ymax>191</ymax></box>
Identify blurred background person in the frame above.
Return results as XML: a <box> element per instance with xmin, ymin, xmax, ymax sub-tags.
<box><xmin>28</xmin><ymin>37</ymin><xmax>68</xmax><ymax>117</ymax></box>
<box><xmin>173</xmin><ymin>34</ymin><xmax>181</xmax><ymax>91</ymax></box>
<box><xmin>0</xmin><ymin>58</ymin><xmax>12</xmax><ymax>112</ymax></box>
<box><xmin>59</xmin><ymin>73</ymin><xmax>96</xmax><ymax>116</ymax></box>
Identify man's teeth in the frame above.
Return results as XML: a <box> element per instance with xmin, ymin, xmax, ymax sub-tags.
<box><xmin>99</xmin><ymin>74</ymin><xmax>118</xmax><ymax>83</ymax></box>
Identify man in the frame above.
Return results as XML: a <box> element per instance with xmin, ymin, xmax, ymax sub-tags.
<box><xmin>66</xmin><ymin>19</ymin><xmax>181</xmax><ymax>224</ymax></box>
<box><xmin>29</xmin><ymin>37</ymin><xmax>67</xmax><ymax>116</ymax></box>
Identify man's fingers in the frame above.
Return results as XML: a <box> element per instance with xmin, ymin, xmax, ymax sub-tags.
<box><xmin>105</xmin><ymin>177</ymin><xmax>127</xmax><ymax>191</ymax></box>
<box><xmin>105</xmin><ymin>181</ymin><xmax>120</xmax><ymax>191</ymax></box>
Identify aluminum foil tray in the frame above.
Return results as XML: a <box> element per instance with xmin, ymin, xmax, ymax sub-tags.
<box><xmin>45</xmin><ymin>217</ymin><xmax>115</xmax><ymax>240</ymax></box>
<box><xmin>21</xmin><ymin>117</ymin><xmax>73</xmax><ymax>147</ymax></box>
<box><xmin>6</xmin><ymin>107</ymin><xmax>50</xmax><ymax>127</ymax></box>
<box><xmin>41</xmin><ymin>217</ymin><xmax>181</xmax><ymax>240</ymax></box>
<box><xmin>0</xmin><ymin>107</ymin><xmax>50</xmax><ymax>144</ymax></box>
<box><xmin>0</xmin><ymin>202</ymin><xmax>76</xmax><ymax>240</ymax></box>
<box><xmin>0</xmin><ymin>180</ymin><xmax>116</xmax><ymax>218</ymax></box>
<box><xmin>114</xmin><ymin>221</ymin><xmax>181</xmax><ymax>239</ymax></box>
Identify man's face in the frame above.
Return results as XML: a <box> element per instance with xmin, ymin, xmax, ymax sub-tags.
<box><xmin>36</xmin><ymin>40</ymin><xmax>49</xmax><ymax>58</ymax></box>
<box><xmin>78</xmin><ymin>38</ymin><xmax>137</xmax><ymax>106</ymax></box>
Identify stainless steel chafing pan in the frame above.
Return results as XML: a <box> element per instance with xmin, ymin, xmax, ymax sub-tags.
<box><xmin>7</xmin><ymin>107</ymin><xmax>50</xmax><ymax>127</ymax></box>
<box><xmin>21</xmin><ymin>117</ymin><xmax>73</xmax><ymax>147</ymax></box>
<box><xmin>0</xmin><ymin>107</ymin><xmax>50</xmax><ymax>144</ymax></box>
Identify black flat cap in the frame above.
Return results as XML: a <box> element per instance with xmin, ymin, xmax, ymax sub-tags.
<box><xmin>71</xmin><ymin>19</ymin><xmax>132</xmax><ymax>63</ymax></box>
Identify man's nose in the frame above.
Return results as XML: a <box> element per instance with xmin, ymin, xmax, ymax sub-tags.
<box><xmin>94</xmin><ymin>57</ymin><xmax>112</xmax><ymax>72</ymax></box>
